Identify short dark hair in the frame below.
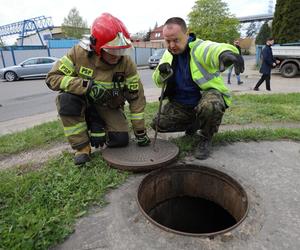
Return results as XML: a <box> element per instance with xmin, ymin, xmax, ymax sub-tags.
<box><xmin>267</xmin><ymin>37</ymin><xmax>274</xmax><ymax>41</ymax></box>
<box><xmin>164</xmin><ymin>17</ymin><xmax>187</xmax><ymax>33</ymax></box>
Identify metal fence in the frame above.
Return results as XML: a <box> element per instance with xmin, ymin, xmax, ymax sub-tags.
<box><xmin>0</xmin><ymin>45</ymin><xmax>160</xmax><ymax>69</ymax></box>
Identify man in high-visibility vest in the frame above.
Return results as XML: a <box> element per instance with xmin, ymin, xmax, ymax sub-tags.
<box><xmin>152</xmin><ymin>17</ymin><xmax>244</xmax><ymax>160</ymax></box>
<box><xmin>46</xmin><ymin>13</ymin><xmax>150</xmax><ymax>165</ymax></box>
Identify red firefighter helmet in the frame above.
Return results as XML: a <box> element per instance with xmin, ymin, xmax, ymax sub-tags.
<box><xmin>90</xmin><ymin>13</ymin><xmax>132</xmax><ymax>56</ymax></box>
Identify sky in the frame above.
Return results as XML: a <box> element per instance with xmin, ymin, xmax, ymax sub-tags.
<box><xmin>0</xmin><ymin>0</ymin><xmax>276</xmax><ymax>44</ymax></box>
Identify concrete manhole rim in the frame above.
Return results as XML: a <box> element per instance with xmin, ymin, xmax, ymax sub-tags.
<box><xmin>137</xmin><ymin>164</ymin><xmax>250</xmax><ymax>237</ymax></box>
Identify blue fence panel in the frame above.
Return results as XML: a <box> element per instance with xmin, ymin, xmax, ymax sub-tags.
<box><xmin>14</xmin><ymin>49</ymin><xmax>48</xmax><ymax>64</ymax></box>
<box><xmin>255</xmin><ymin>45</ymin><xmax>264</xmax><ymax>66</ymax></box>
<box><xmin>2</xmin><ymin>50</ymin><xmax>15</xmax><ymax>67</ymax></box>
<box><xmin>0</xmin><ymin>45</ymin><xmax>153</xmax><ymax>69</ymax></box>
<box><xmin>49</xmin><ymin>48</ymin><xmax>70</xmax><ymax>58</ymax></box>
<box><xmin>47</xmin><ymin>39</ymin><xmax>79</xmax><ymax>48</ymax></box>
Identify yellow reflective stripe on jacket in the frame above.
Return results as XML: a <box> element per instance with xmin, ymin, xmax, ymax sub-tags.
<box><xmin>79</xmin><ymin>66</ymin><xmax>93</xmax><ymax>78</ymax></box>
<box><xmin>126</xmin><ymin>74</ymin><xmax>140</xmax><ymax>91</ymax></box>
<box><xmin>90</xmin><ymin>132</ymin><xmax>105</xmax><ymax>137</ymax></box>
<box><xmin>59</xmin><ymin>56</ymin><xmax>75</xmax><ymax>76</ymax></box>
<box><xmin>191</xmin><ymin>40</ymin><xmax>220</xmax><ymax>85</ymax></box>
<box><xmin>130</xmin><ymin>112</ymin><xmax>144</xmax><ymax>120</ymax></box>
<box><xmin>152</xmin><ymin>50</ymin><xmax>173</xmax><ymax>87</ymax></box>
<box><xmin>60</xmin><ymin>76</ymin><xmax>74</xmax><ymax>91</ymax></box>
<box><xmin>93</xmin><ymin>80</ymin><xmax>125</xmax><ymax>89</ymax></box>
<box><xmin>63</xmin><ymin>122</ymin><xmax>87</xmax><ymax>137</ymax></box>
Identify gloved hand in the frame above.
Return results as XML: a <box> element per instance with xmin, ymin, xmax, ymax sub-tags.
<box><xmin>158</xmin><ymin>63</ymin><xmax>173</xmax><ymax>81</ymax></box>
<box><xmin>90</xmin><ymin>128</ymin><xmax>106</xmax><ymax>148</ymax></box>
<box><xmin>87</xmin><ymin>81</ymin><xmax>111</xmax><ymax>104</ymax></box>
<box><xmin>134</xmin><ymin>130</ymin><xmax>151</xmax><ymax>146</ymax></box>
<box><xmin>219</xmin><ymin>51</ymin><xmax>244</xmax><ymax>75</ymax></box>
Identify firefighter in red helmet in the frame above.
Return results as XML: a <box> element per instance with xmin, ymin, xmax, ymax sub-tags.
<box><xmin>46</xmin><ymin>13</ymin><xmax>150</xmax><ymax>165</ymax></box>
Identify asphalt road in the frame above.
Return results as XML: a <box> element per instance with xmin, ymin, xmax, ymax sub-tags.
<box><xmin>1</xmin><ymin>57</ymin><xmax>299</xmax><ymax>124</ymax></box>
<box><xmin>0</xmin><ymin>56</ymin><xmax>257</xmax><ymax>122</ymax></box>
<box><xmin>0</xmin><ymin>69</ymin><xmax>156</xmax><ymax>122</ymax></box>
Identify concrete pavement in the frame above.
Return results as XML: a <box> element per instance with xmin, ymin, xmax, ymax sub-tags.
<box><xmin>53</xmin><ymin>140</ymin><xmax>300</xmax><ymax>250</ymax></box>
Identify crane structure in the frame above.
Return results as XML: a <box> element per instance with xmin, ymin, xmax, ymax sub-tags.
<box><xmin>0</xmin><ymin>16</ymin><xmax>53</xmax><ymax>46</ymax></box>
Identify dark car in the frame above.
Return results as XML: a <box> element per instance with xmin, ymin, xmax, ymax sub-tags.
<box><xmin>0</xmin><ymin>56</ymin><xmax>58</xmax><ymax>82</ymax></box>
<box><xmin>148</xmin><ymin>49</ymin><xmax>166</xmax><ymax>69</ymax></box>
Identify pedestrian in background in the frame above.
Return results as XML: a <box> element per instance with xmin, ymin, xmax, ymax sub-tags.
<box><xmin>227</xmin><ymin>39</ymin><xmax>244</xmax><ymax>85</ymax></box>
<box><xmin>254</xmin><ymin>37</ymin><xmax>280</xmax><ymax>91</ymax></box>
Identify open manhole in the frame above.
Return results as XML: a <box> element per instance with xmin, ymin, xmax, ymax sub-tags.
<box><xmin>137</xmin><ymin>164</ymin><xmax>249</xmax><ymax>237</ymax></box>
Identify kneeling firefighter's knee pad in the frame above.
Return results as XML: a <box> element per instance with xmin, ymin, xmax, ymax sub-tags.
<box><xmin>107</xmin><ymin>132</ymin><xmax>129</xmax><ymax>148</ymax></box>
<box><xmin>57</xmin><ymin>93</ymin><xmax>85</xmax><ymax>116</ymax></box>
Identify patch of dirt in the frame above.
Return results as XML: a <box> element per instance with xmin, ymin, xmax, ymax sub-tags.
<box><xmin>0</xmin><ymin>142</ymin><xmax>71</xmax><ymax>171</ymax></box>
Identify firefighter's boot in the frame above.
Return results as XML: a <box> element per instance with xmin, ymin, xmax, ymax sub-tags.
<box><xmin>74</xmin><ymin>144</ymin><xmax>91</xmax><ymax>165</ymax></box>
<box><xmin>194</xmin><ymin>135</ymin><xmax>212</xmax><ymax>160</ymax></box>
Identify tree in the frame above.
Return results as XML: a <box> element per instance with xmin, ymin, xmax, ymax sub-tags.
<box><xmin>187</xmin><ymin>0</ymin><xmax>240</xmax><ymax>43</ymax></box>
<box><xmin>272</xmin><ymin>0</ymin><xmax>300</xmax><ymax>44</ymax></box>
<box><xmin>0</xmin><ymin>38</ymin><xmax>5</xmax><ymax>47</ymax></box>
<box><xmin>255</xmin><ymin>21</ymin><xmax>272</xmax><ymax>45</ymax></box>
<box><xmin>144</xmin><ymin>28</ymin><xmax>152</xmax><ymax>42</ymax></box>
<box><xmin>62</xmin><ymin>7</ymin><xmax>89</xmax><ymax>39</ymax></box>
<box><xmin>245</xmin><ymin>22</ymin><xmax>258</xmax><ymax>38</ymax></box>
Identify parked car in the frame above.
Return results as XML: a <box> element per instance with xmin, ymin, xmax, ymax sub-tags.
<box><xmin>0</xmin><ymin>56</ymin><xmax>58</xmax><ymax>82</ymax></box>
<box><xmin>148</xmin><ymin>49</ymin><xmax>166</xmax><ymax>69</ymax></box>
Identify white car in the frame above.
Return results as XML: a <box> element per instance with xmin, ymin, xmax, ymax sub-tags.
<box><xmin>148</xmin><ymin>49</ymin><xmax>166</xmax><ymax>69</ymax></box>
<box><xmin>0</xmin><ymin>56</ymin><xmax>58</xmax><ymax>82</ymax></box>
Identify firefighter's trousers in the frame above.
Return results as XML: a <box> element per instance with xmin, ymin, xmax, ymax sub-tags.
<box><xmin>56</xmin><ymin>92</ymin><xmax>129</xmax><ymax>150</ymax></box>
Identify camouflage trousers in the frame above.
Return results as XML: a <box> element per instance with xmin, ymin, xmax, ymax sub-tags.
<box><xmin>151</xmin><ymin>89</ymin><xmax>226</xmax><ymax>137</ymax></box>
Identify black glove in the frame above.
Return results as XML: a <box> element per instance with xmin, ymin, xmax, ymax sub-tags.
<box><xmin>134</xmin><ymin>130</ymin><xmax>151</xmax><ymax>146</ymax></box>
<box><xmin>219</xmin><ymin>51</ymin><xmax>244</xmax><ymax>75</ymax></box>
<box><xmin>158</xmin><ymin>63</ymin><xmax>173</xmax><ymax>81</ymax></box>
<box><xmin>87</xmin><ymin>80</ymin><xmax>111</xmax><ymax>104</ymax></box>
<box><xmin>90</xmin><ymin>124</ymin><xmax>106</xmax><ymax>148</ymax></box>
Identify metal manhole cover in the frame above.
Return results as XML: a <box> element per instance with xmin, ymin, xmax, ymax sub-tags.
<box><xmin>101</xmin><ymin>138</ymin><xmax>179</xmax><ymax>172</ymax></box>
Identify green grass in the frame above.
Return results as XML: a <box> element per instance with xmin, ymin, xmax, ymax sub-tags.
<box><xmin>1</xmin><ymin>93</ymin><xmax>300</xmax><ymax>249</ymax></box>
<box><xmin>223</xmin><ymin>93</ymin><xmax>300</xmax><ymax>124</ymax></box>
<box><xmin>1</xmin><ymin>93</ymin><xmax>300</xmax><ymax>156</ymax></box>
<box><xmin>0</xmin><ymin>152</ymin><xmax>127</xmax><ymax>249</ymax></box>
<box><xmin>0</xmin><ymin>121</ymin><xmax>64</xmax><ymax>158</ymax></box>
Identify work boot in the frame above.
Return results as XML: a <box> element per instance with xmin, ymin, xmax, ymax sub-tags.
<box><xmin>253</xmin><ymin>87</ymin><xmax>259</xmax><ymax>91</ymax></box>
<box><xmin>194</xmin><ymin>135</ymin><xmax>212</xmax><ymax>160</ymax></box>
<box><xmin>74</xmin><ymin>145</ymin><xmax>91</xmax><ymax>165</ymax></box>
<box><xmin>238</xmin><ymin>81</ymin><xmax>243</xmax><ymax>85</ymax></box>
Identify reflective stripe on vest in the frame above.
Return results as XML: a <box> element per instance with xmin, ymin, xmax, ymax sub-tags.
<box><xmin>64</xmin><ymin>122</ymin><xmax>87</xmax><ymax>137</ymax></box>
<box><xmin>59</xmin><ymin>56</ymin><xmax>75</xmax><ymax>76</ymax></box>
<box><xmin>90</xmin><ymin>132</ymin><xmax>105</xmax><ymax>137</ymax></box>
<box><xmin>130</xmin><ymin>112</ymin><xmax>144</xmax><ymax>120</ymax></box>
<box><xmin>191</xmin><ymin>40</ymin><xmax>220</xmax><ymax>85</ymax></box>
<box><xmin>93</xmin><ymin>80</ymin><xmax>125</xmax><ymax>89</ymax></box>
<box><xmin>60</xmin><ymin>76</ymin><xmax>74</xmax><ymax>91</ymax></box>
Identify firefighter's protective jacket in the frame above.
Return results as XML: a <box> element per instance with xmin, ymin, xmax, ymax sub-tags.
<box><xmin>46</xmin><ymin>45</ymin><xmax>146</xmax><ymax>131</ymax></box>
<box><xmin>152</xmin><ymin>37</ymin><xmax>239</xmax><ymax>107</ymax></box>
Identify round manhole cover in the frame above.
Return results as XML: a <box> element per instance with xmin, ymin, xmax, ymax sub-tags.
<box><xmin>101</xmin><ymin>138</ymin><xmax>179</xmax><ymax>172</ymax></box>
